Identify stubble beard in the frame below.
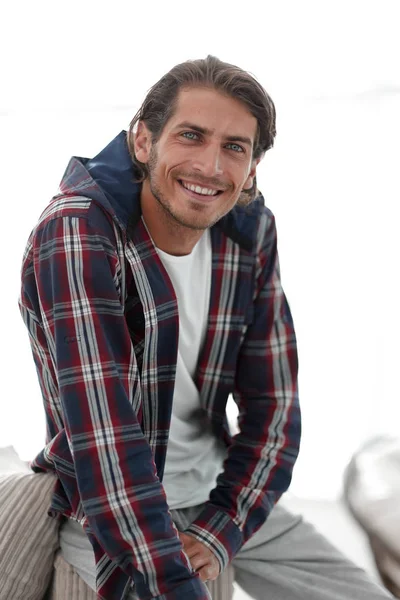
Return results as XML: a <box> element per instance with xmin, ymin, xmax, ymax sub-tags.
<box><xmin>146</xmin><ymin>145</ymin><xmax>252</xmax><ymax>233</ymax></box>
<box><xmin>147</xmin><ymin>145</ymin><xmax>213</xmax><ymax>231</ymax></box>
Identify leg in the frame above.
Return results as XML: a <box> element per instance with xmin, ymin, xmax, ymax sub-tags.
<box><xmin>232</xmin><ymin>504</ymin><xmax>392</xmax><ymax>600</ymax></box>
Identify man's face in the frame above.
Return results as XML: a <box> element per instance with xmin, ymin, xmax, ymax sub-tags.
<box><xmin>134</xmin><ymin>87</ymin><xmax>259</xmax><ymax>231</ymax></box>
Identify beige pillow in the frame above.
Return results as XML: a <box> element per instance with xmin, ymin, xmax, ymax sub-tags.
<box><xmin>344</xmin><ymin>436</ymin><xmax>400</xmax><ymax>554</ymax></box>
<box><xmin>0</xmin><ymin>468</ymin><xmax>60</xmax><ymax>599</ymax></box>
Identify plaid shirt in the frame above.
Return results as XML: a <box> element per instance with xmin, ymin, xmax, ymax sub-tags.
<box><xmin>19</xmin><ymin>132</ymin><xmax>300</xmax><ymax>600</ymax></box>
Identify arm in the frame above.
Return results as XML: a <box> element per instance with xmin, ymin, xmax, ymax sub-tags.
<box><xmin>185</xmin><ymin>208</ymin><xmax>301</xmax><ymax>572</ymax></box>
<box><xmin>22</xmin><ymin>211</ymin><xmax>209</xmax><ymax>599</ymax></box>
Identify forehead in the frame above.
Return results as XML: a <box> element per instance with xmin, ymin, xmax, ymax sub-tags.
<box><xmin>167</xmin><ymin>86</ymin><xmax>258</xmax><ymax>141</ymax></box>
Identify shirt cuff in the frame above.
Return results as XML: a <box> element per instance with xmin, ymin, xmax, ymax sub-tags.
<box><xmin>184</xmin><ymin>504</ymin><xmax>243</xmax><ymax>573</ymax></box>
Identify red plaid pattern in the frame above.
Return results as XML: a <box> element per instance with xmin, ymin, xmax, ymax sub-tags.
<box><xmin>18</xmin><ymin>133</ymin><xmax>300</xmax><ymax>599</ymax></box>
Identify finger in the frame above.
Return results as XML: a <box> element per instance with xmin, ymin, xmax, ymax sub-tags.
<box><xmin>197</xmin><ymin>564</ymin><xmax>219</xmax><ymax>582</ymax></box>
<box><xmin>197</xmin><ymin>566</ymin><xmax>210</xmax><ymax>583</ymax></box>
<box><xmin>184</xmin><ymin>545</ymin><xmax>202</xmax><ymax>559</ymax></box>
<box><xmin>179</xmin><ymin>536</ymin><xmax>203</xmax><ymax>559</ymax></box>
<box><xmin>190</xmin><ymin>555</ymin><xmax>210</xmax><ymax>572</ymax></box>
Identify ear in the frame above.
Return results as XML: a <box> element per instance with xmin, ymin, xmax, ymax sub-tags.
<box><xmin>243</xmin><ymin>155</ymin><xmax>263</xmax><ymax>191</ymax></box>
<box><xmin>133</xmin><ymin>121</ymin><xmax>152</xmax><ymax>164</ymax></box>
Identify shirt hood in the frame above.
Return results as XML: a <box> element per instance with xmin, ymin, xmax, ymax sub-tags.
<box><xmin>57</xmin><ymin>131</ymin><xmax>141</xmax><ymax>231</ymax></box>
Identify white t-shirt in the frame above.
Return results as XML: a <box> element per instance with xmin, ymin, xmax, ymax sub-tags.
<box><xmin>157</xmin><ymin>229</ymin><xmax>227</xmax><ymax>509</ymax></box>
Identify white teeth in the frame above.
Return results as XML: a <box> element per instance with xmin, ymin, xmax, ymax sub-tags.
<box><xmin>181</xmin><ymin>181</ymin><xmax>218</xmax><ymax>196</ymax></box>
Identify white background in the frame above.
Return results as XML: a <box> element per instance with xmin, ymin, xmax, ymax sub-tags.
<box><xmin>1</xmin><ymin>0</ymin><xmax>399</xmax><ymax>499</ymax></box>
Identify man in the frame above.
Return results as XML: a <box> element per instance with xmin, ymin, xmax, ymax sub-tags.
<box><xmin>19</xmin><ymin>56</ymin><xmax>390</xmax><ymax>600</ymax></box>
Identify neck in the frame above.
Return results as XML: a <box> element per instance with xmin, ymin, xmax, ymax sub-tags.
<box><xmin>140</xmin><ymin>181</ymin><xmax>205</xmax><ymax>256</ymax></box>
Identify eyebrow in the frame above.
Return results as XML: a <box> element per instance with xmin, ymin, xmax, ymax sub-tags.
<box><xmin>175</xmin><ymin>121</ymin><xmax>253</xmax><ymax>147</ymax></box>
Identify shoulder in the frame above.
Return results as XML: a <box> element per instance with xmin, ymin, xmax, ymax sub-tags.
<box><xmin>37</xmin><ymin>194</ymin><xmax>92</xmax><ymax>225</ymax></box>
<box><xmin>218</xmin><ymin>193</ymin><xmax>276</xmax><ymax>253</ymax></box>
<box><xmin>31</xmin><ymin>195</ymin><xmax>118</xmax><ymax>246</ymax></box>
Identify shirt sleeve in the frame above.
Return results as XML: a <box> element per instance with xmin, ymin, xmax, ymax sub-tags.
<box><xmin>24</xmin><ymin>212</ymin><xmax>210</xmax><ymax>599</ymax></box>
<box><xmin>185</xmin><ymin>209</ymin><xmax>301</xmax><ymax>573</ymax></box>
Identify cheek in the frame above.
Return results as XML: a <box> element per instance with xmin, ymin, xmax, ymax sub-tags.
<box><xmin>231</xmin><ymin>162</ymin><xmax>252</xmax><ymax>186</ymax></box>
<box><xmin>160</xmin><ymin>153</ymin><xmax>183</xmax><ymax>179</ymax></box>
<box><xmin>151</xmin><ymin>159</ymin><xmax>170</xmax><ymax>182</ymax></box>
<box><xmin>232</xmin><ymin>175</ymin><xmax>248</xmax><ymax>194</ymax></box>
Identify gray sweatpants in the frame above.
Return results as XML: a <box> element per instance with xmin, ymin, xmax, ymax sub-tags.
<box><xmin>167</xmin><ymin>502</ymin><xmax>391</xmax><ymax>600</ymax></box>
<box><xmin>60</xmin><ymin>503</ymin><xmax>392</xmax><ymax>599</ymax></box>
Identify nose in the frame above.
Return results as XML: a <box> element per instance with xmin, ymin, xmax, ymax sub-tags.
<box><xmin>191</xmin><ymin>142</ymin><xmax>224</xmax><ymax>178</ymax></box>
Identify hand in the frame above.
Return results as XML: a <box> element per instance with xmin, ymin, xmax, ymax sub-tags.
<box><xmin>179</xmin><ymin>532</ymin><xmax>220</xmax><ymax>583</ymax></box>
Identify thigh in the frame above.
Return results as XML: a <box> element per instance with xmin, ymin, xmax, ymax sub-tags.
<box><xmin>232</xmin><ymin>504</ymin><xmax>391</xmax><ymax>600</ymax></box>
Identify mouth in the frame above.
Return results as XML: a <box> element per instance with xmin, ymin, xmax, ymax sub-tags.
<box><xmin>178</xmin><ymin>179</ymin><xmax>224</xmax><ymax>202</ymax></box>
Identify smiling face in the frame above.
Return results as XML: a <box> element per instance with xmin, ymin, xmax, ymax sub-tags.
<box><xmin>134</xmin><ymin>86</ymin><xmax>260</xmax><ymax>253</ymax></box>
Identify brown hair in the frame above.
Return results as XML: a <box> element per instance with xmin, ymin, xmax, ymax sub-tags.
<box><xmin>127</xmin><ymin>55</ymin><xmax>276</xmax><ymax>198</ymax></box>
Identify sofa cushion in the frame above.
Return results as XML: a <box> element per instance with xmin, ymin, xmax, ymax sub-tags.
<box><xmin>47</xmin><ymin>550</ymin><xmax>98</xmax><ymax>600</ymax></box>
<box><xmin>343</xmin><ymin>436</ymin><xmax>400</xmax><ymax>598</ymax></box>
<box><xmin>344</xmin><ymin>436</ymin><xmax>400</xmax><ymax>555</ymax></box>
<box><xmin>0</xmin><ymin>447</ymin><xmax>60</xmax><ymax>600</ymax></box>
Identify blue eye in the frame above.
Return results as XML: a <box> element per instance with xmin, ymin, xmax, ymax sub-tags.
<box><xmin>182</xmin><ymin>132</ymin><xmax>199</xmax><ymax>140</ymax></box>
<box><xmin>226</xmin><ymin>143</ymin><xmax>244</xmax><ymax>153</ymax></box>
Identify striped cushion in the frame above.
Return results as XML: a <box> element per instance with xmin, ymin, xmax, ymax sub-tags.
<box><xmin>207</xmin><ymin>563</ymin><xmax>235</xmax><ymax>600</ymax></box>
<box><xmin>47</xmin><ymin>551</ymin><xmax>98</xmax><ymax>600</ymax></box>
<box><xmin>0</xmin><ymin>471</ymin><xmax>60</xmax><ymax>600</ymax></box>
